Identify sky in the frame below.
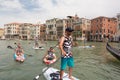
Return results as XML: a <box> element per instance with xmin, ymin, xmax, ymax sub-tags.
<box><xmin>0</xmin><ymin>0</ymin><xmax>120</xmax><ymax>28</ymax></box>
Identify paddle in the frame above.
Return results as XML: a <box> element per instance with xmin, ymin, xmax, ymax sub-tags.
<box><xmin>14</xmin><ymin>42</ymin><xmax>34</xmax><ymax>56</ymax></box>
<box><xmin>7</xmin><ymin>45</ymin><xmax>33</xmax><ymax>57</ymax></box>
<box><xmin>7</xmin><ymin>45</ymin><xmax>14</xmax><ymax>49</ymax></box>
<box><xmin>33</xmin><ymin>57</ymin><xmax>60</xmax><ymax>80</ymax></box>
<box><xmin>39</xmin><ymin>46</ymin><xmax>44</xmax><ymax>49</ymax></box>
<box><xmin>33</xmin><ymin>43</ymin><xmax>59</xmax><ymax>80</ymax></box>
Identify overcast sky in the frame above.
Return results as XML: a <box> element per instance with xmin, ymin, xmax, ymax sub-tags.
<box><xmin>0</xmin><ymin>0</ymin><xmax>120</xmax><ymax>28</ymax></box>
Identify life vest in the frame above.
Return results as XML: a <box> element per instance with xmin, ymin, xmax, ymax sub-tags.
<box><xmin>47</xmin><ymin>51</ymin><xmax>54</xmax><ymax>60</ymax></box>
<box><xmin>15</xmin><ymin>48</ymin><xmax>23</xmax><ymax>57</ymax></box>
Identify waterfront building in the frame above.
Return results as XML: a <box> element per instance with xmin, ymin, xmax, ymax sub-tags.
<box><xmin>56</xmin><ymin>19</ymin><xmax>66</xmax><ymax>39</ymax></box>
<box><xmin>46</xmin><ymin>18</ymin><xmax>59</xmax><ymax>40</ymax></box>
<box><xmin>74</xmin><ymin>18</ymin><xmax>91</xmax><ymax>41</ymax></box>
<box><xmin>72</xmin><ymin>15</ymin><xmax>81</xmax><ymax>40</ymax></box>
<box><xmin>33</xmin><ymin>24</ymin><xmax>41</xmax><ymax>39</ymax></box>
<box><xmin>40</xmin><ymin>24</ymin><xmax>46</xmax><ymax>40</ymax></box>
<box><xmin>114</xmin><ymin>13</ymin><xmax>120</xmax><ymax>42</ymax></box>
<box><xmin>19</xmin><ymin>23</ymin><xmax>34</xmax><ymax>40</ymax></box>
<box><xmin>4</xmin><ymin>22</ymin><xmax>46</xmax><ymax>40</ymax></box>
<box><xmin>91</xmin><ymin>16</ymin><xmax>117</xmax><ymax>42</ymax></box>
<box><xmin>0</xmin><ymin>28</ymin><xmax>4</xmax><ymax>39</ymax></box>
<box><xmin>66</xmin><ymin>15</ymin><xmax>78</xmax><ymax>40</ymax></box>
<box><xmin>4</xmin><ymin>22</ymin><xmax>20</xmax><ymax>39</ymax></box>
<box><xmin>66</xmin><ymin>14</ymin><xmax>91</xmax><ymax>41</ymax></box>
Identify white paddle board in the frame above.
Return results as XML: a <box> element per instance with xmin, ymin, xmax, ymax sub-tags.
<box><xmin>43</xmin><ymin>67</ymin><xmax>80</xmax><ymax>80</ymax></box>
<box><xmin>33</xmin><ymin>46</ymin><xmax>44</xmax><ymax>50</ymax></box>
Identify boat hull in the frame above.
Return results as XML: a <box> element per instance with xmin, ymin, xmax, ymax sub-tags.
<box><xmin>106</xmin><ymin>43</ymin><xmax>120</xmax><ymax>61</ymax></box>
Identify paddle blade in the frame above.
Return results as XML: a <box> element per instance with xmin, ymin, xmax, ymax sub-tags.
<box><xmin>33</xmin><ymin>67</ymin><xmax>50</xmax><ymax>80</ymax></box>
<box><xmin>7</xmin><ymin>45</ymin><xmax>14</xmax><ymax>49</ymax></box>
<box><xmin>33</xmin><ymin>75</ymin><xmax>39</xmax><ymax>80</ymax></box>
<box><xmin>25</xmin><ymin>54</ymin><xmax>33</xmax><ymax>57</ymax></box>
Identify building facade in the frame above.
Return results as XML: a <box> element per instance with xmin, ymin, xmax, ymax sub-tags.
<box><xmin>40</xmin><ymin>24</ymin><xmax>46</xmax><ymax>40</ymax></box>
<box><xmin>56</xmin><ymin>19</ymin><xmax>67</xmax><ymax>39</ymax></box>
<box><xmin>114</xmin><ymin>14</ymin><xmax>120</xmax><ymax>42</ymax></box>
<box><xmin>0</xmin><ymin>28</ymin><xmax>4</xmax><ymax>39</ymax></box>
<box><xmin>19</xmin><ymin>23</ymin><xmax>34</xmax><ymax>40</ymax></box>
<box><xmin>33</xmin><ymin>24</ymin><xmax>41</xmax><ymax>39</ymax></box>
<box><xmin>90</xmin><ymin>16</ymin><xmax>117</xmax><ymax>41</ymax></box>
<box><xmin>78</xmin><ymin>18</ymin><xmax>91</xmax><ymax>40</ymax></box>
<box><xmin>4</xmin><ymin>22</ymin><xmax>20</xmax><ymax>39</ymax></box>
<box><xmin>46</xmin><ymin>18</ymin><xmax>59</xmax><ymax>40</ymax></box>
<box><xmin>66</xmin><ymin>15</ymin><xmax>91</xmax><ymax>41</ymax></box>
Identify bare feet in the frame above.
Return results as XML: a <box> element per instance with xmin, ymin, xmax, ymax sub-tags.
<box><xmin>69</xmin><ymin>76</ymin><xmax>74</xmax><ymax>80</ymax></box>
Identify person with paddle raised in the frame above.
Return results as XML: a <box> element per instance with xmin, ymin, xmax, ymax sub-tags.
<box><xmin>59</xmin><ymin>27</ymin><xmax>74</xmax><ymax>80</ymax></box>
<box><xmin>14</xmin><ymin>43</ymin><xmax>25</xmax><ymax>62</ymax></box>
<box><xmin>43</xmin><ymin>47</ymin><xmax>57</xmax><ymax>65</ymax></box>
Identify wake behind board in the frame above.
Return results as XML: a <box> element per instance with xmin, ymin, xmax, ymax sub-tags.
<box><xmin>43</xmin><ymin>67</ymin><xmax>79</xmax><ymax>80</ymax></box>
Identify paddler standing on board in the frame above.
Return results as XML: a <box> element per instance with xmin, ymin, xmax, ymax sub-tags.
<box><xmin>59</xmin><ymin>27</ymin><xmax>75</xmax><ymax>80</ymax></box>
<box><xmin>34</xmin><ymin>37</ymin><xmax>39</xmax><ymax>48</ymax></box>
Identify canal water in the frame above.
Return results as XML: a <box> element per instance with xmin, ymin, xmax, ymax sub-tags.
<box><xmin>0</xmin><ymin>40</ymin><xmax>120</xmax><ymax>80</ymax></box>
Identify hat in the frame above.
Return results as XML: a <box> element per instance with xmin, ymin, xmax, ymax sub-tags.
<box><xmin>65</xmin><ymin>27</ymin><xmax>74</xmax><ymax>32</ymax></box>
<box><xmin>50</xmin><ymin>47</ymin><xmax>53</xmax><ymax>50</ymax></box>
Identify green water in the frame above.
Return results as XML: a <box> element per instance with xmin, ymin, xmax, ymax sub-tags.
<box><xmin>0</xmin><ymin>40</ymin><xmax>120</xmax><ymax>80</ymax></box>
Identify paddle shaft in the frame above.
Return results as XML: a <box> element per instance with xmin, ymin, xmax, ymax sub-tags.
<box><xmin>33</xmin><ymin>66</ymin><xmax>50</xmax><ymax>80</ymax></box>
<box><xmin>7</xmin><ymin>45</ymin><xmax>33</xmax><ymax>56</ymax></box>
<box><xmin>52</xmin><ymin>43</ymin><xmax>59</xmax><ymax>49</ymax></box>
<box><xmin>33</xmin><ymin>57</ymin><xmax>60</xmax><ymax>80</ymax></box>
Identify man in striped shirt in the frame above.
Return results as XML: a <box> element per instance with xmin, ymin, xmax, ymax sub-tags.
<box><xmin>59</xmin><ymin>27</ymin><xmax>74</xmax><ymax>80</ymax></box>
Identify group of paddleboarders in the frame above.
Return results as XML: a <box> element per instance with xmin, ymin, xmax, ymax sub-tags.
<box><xmin>43</xmin><ymin>27</ymin><xmax>75</xmax><ymax>80</ymax></box>
<box><xmin>13</xmin><ymin>27</ymin><xmax>75</xmax><ymax>80</ymax></box>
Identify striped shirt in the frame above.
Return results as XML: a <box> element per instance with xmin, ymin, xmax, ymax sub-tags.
<box><xmin>62</xmin><ymin>35</ymin><xmax>73</xmax><ymax>58</ymax></box>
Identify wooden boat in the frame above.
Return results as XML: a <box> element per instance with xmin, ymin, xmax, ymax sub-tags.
<box><xmin>106</xmin><ymin>43</ymin><xmax>120</xmax><ymax>61</ymax></box>
<box><xmin>43</xmin><ymin>67</ymin><xmax>80</xmax><ymax>80</ymax></box>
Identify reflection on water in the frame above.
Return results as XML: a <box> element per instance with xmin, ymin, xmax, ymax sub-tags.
<box><xmin>0</xmin><ymin>40</ymin><xmax>120</xmax><ymax>80</ymax></box>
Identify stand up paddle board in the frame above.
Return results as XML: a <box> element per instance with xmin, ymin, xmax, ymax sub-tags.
<box><xmin>78</xmin><ymin>45</ymin><xmax>95</xmax><ymax>48</ymax></box>
<box><xmin>33</xmin><ymin>46</ymin><xmax>44</xmax><ymax>50</ymax></box>
<box><xmin>43</xmin><ymin>67</ymin><xmax>79</xmax><ymax>80</ymax></box>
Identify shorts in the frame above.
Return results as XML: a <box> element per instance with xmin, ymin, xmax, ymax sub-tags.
<box><xmin>60</xmin><ymin>57</ymin><xmax>74</xmax><ymax>70</ymax></box>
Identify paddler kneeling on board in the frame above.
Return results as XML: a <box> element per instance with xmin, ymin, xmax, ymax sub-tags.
<box><xmin>43</xmin><ymin>47</ymin><xmax>57</xmax><ymax>65</ymax></box>
<box><xmin>14</xmin><ymin>44</ymin><xmax>25</xmax><ymax>62</ymax></box>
